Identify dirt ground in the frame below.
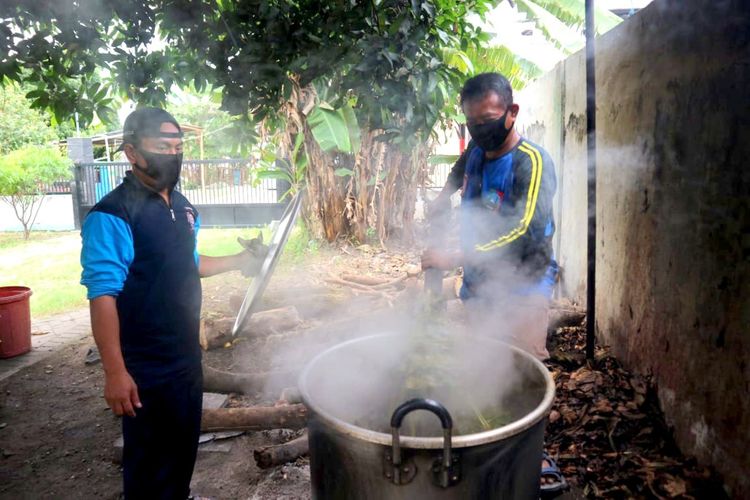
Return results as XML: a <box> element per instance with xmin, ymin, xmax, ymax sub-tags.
<box><xmin>0</xmin><ymin>243</ymin><xmax>419</xmax><ymax>499</ymax></box>
<box><xmin>0</xmin><ymin>243</ymin><xmax>728</xmax><ymax>499</ymax></box>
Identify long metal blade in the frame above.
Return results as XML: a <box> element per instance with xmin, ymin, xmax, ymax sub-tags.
<box><xmin>232</xmin><ymin>192</ymin><xmax>304</xmax><ymax>337</ymax></box>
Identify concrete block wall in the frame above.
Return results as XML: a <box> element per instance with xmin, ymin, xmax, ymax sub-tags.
<box><xmin>517</xmin><ymin>0</ymin><xmax>750</xmax><ymax>496</ymax></box>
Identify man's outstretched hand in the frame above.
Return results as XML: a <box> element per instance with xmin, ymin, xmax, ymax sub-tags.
<box><xmin>237</xmin><ymin>234</ymin><xmax>269</xmax><ymax>277</ymax></box>
<box><xmin>104</xmin><ymin>369</ymin><xmax>141</xmax><ymax>417</ymax></box>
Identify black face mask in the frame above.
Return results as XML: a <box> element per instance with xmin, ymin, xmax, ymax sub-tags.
<box><xmin>135</xmin><ymin>150</ymin><xmax>183</xmax><ymax>191</ymax></box>
<box><xmin>467</xmin><ymin>110</ymin><xmax>513</xmax><ymax>152</ymax></box>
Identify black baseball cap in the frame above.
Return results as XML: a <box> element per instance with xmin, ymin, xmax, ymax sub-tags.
<box><xmin>116</xmin><ymin>107</ymin><xmax>183</xmax><ymax>151</ymax></box>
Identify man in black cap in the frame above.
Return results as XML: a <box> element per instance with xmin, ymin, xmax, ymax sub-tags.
<box><xmin>80</xmin><ymin>107</ymin><xmax>265</xmax><ymax>499</ymax></box>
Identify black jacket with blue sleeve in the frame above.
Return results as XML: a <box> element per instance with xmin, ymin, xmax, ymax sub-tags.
<box><xmin>80</xmin><ymin>171</ymin><xmax>202</xmax><ymax>388</ymax></box>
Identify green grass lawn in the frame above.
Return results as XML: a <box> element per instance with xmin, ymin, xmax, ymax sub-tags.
<box><xmin>0</xmin><ymin>224</ymin><xmax>317</xmax><ymax>318</ymax></box>
<box><xmin>0</xmin><ymin>231</ymin><xmax>85</xmax><ymax>317</ymax></box>
<box><xmin>0</xmin><ymin>231</ymin><xmax>72</xmax><ymax>250</ymax></box>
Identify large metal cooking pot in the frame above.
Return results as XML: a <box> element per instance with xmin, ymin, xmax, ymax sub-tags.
<box><xmin>299</xmin><ymin>333</ymin><xmax>555</xmax><ymax>499</ymax></box>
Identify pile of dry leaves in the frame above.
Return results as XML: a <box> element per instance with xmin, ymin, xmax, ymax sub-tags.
<box><xmin>545</xmin><ymin>326</ymin><xmax>728</xmax><ymax>499</ymax></box>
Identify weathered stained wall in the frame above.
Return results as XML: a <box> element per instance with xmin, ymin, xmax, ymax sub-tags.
<box><xmin>517</xmin><ymin>0</ymin><xmax>750</xmax><ymax>496</ymax></box>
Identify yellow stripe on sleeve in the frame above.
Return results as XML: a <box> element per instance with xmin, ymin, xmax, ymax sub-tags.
<box><xmin>475</xmin><ymin>142</ymin><xmax>543</xmax><ymax>252</ymax></box>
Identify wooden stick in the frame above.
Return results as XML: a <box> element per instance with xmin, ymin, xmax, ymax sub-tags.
<box><xmin>253</xmin><ymin>433</ymin><xmax>309</xmax><ymax>468</ymax></box>
<box><xmin>325</xmin><ymin>276</ymin><xmax>373</xmax><ymax>291</ymax></box>
<box><xmin>201</xmin><ymin>404</ymin><xmax>308</xmax><ymax>432</ymax></box>
<box><xmin>202</xmin><ymin>364</ymin><xmax>298</xmax><ymax>395</ymax></box>
<box><xmin>371</xmin><ymin>274</ymin><xmax>408</xmax><ymax>290</ymax></box>
<box><xmin>340</xmin><ymin>272</ymin><xmax>390</xmax><ymax>286</ymax></box>
<box><xmin>336</xmin><ymin>273</ymin><xmax>407</xmax><ymax>291</ymax></box>
<box><xmin>325</xmin><ymin>277</ymin><xmax>395</xmax><ymax>303</ymax></box>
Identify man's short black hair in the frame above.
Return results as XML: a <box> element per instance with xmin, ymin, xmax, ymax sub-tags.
<box><xmin>460</xmin><ymin>73</ymin><xmax>513</xmax><ymax>108</ymax></box>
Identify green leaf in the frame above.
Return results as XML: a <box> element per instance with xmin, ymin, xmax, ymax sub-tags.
<box><xmin>428</xmin><ymin>154</ymin><xmax>460</xmax><ymax>165</ymax></box>
<box><xmin>521</xmin><ymin>0</ymin><xmax>623</xmax><ymax>34</ymax></box>
<box><xmin>514</xmin><ymin>0</ymin><xmax>621</xmax><ymax>52</ymax></box>
<box><xmin>24</xmin><ymin>89</ymin><xmax>44</xmax><ymax>99</ymax></box>
<box><xmin>340</xmin><ymin>103</ymin><xmax>361</xmax><ymax>155</ymax></box>
<box><xmin>261</xmin><ymin>149</ymin><xmax>278</xmax><ymax>163</ymax></box>
<box><xmin>440</xmin><ymin>47</ymin><xmax>474</xmax><ymax>75</ymax></box>
<box><xmin>307</xmin><ymin>106</ymin><xmax>351</xmax><ymax>153</ymax></box>
<box><xmin>96</xmin><ymin>106</ymin><xmax>117</xmax><ymax>126</ymax></box>
<box><xmin>465</xmin><ymin>45</ymin><xmax>542</xmax><ymax>89</ymax></box>
<box><xmin>334</xmin><ymin>167</ymin><xmax>353</xmax><ymax>177</ymax></box>
<box><xmin>292</xmin><ymin>131</ymin><xmax>305</xmax><ymax>160</ymax></box>
<box><xmin>256</xmin><ymin>169</ymin><xmax>293</xmax><ymax>183</ymax></box>
<box><xmin>296</xmin><ymin>153</ymin><xmax>309</xmax><ymax>172</ymax></box>
<box><xmin>280</xmin><ymin>79</ymin><xmax>292</xmax><ymax>102</ymax></box>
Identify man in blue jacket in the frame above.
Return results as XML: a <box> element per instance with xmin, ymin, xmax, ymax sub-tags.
<box><xmin>80</xmin><ymin>107</ymin><xmax>264</xmax><ymax>499</ymax></box>
<box><xmin>422</xmin><ymin>73</ymin><xmax>566</xmax><ymax>495</ymax></box>
<box><xmin>423</xmin><ymin>72</ymin><xmax>558</xmax><ymax>359</ymax></box>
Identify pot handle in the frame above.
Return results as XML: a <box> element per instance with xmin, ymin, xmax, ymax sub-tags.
<box><xmin>388</xmin><ymin>398</ymin><xmax>458</xmax><ymax>488</ymax></box>
<box><xmin>390</xmin><ymin>398</ymin><xmax>453</xmax><ymax>429</ymax></box>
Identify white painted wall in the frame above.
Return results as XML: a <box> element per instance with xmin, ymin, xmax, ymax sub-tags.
<box><xmin>0</xmin><ymin>194</ymin><xmax>75</xmax><ymax>232</ymax></box>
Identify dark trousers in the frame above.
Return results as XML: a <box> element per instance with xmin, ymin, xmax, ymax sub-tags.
<box><xmin>122</xmin><ymin>372</ymin><xmax>203</xmax><ymax>500</ymax></box>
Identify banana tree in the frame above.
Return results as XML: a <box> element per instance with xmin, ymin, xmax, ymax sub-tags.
<box><xmin>465</xmin><ymin>45</ymin><xmax>542</xmax><ymax>89</ymax></box>
<box><xmin>515</xmin><ymin>0</ymin><xmax>624</xmax><ymax>54</ymax></box>
<box><xmin>256</xmin><ymin>131</ymin><xmax>308</xmax><ymax>201</ymax></box>
<box><xmin>287</xmin><ymin>87</ymin><xmax>428</xmax><ymax>245</ymax></box>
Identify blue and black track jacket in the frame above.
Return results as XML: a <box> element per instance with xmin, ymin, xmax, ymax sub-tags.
<box><xmin>460</xmin><ymin>138</ymin><xmax>557</xmax><ymax>298</ymax></box>
<box><xmin>80</xmin><ymin>172</ymin><xmax>202</xmax><ymax>388</ymax></box>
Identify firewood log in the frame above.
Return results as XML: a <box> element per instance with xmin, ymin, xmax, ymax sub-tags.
<box><xmin>201</xmin><ymin>404</ymin><xmax>308</xmax><ymax>432</ymax></box>
<box><xmin>199</xmin><ymin>305</ymin><xmax>302</xmax><ymax>350</ymax></box>
<box><xmin>277</xmin><ymin>387</ymin><xmax>302</xmax><ymax>405</ymax></box>
<box><xmin>202</xmin><ymin>364</ymin><xmax>297</xmax><ymax>395</ymax></box>
<box><xmin>253</xmin><ymin>433</ymin><xmax>309</xmax><ymax>468</ymax></box>
<box><xmin>199</xmin><ymin>318</ymin><xmax>234</xmax><ymax>350</ymax></box>
<box><xmin>229</xmin><ymin>294</ymin><xmax>244</xmax><ymax>313</ymax></box>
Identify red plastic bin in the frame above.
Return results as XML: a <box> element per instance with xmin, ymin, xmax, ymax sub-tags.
<box><xmin>0</xmin><ymin>286</ymin><xmax>33</xmax><ymax>358</ymax></box>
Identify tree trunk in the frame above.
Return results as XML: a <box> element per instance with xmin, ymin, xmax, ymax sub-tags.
<box><xmin>283</xmin><ymin>81</ymin><xmax>427</xmax><ymax>244</ymax></box>
<box><xmin>301</xmin><ymin>129</ymin><xmax>426</xmax><ymax>244</ymax></box>
<box><xmin>201</xmin><ymin>404</ymin><xmax>308</xmax><ymax>432</ymax></box>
